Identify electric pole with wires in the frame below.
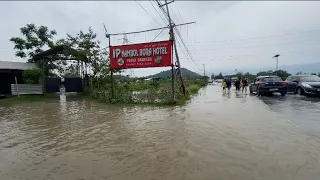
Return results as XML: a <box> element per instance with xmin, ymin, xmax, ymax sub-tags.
<box><xmin>203</xmin><ymin>64</ymin><xmax>206</xmax><ymax>80</ymax></box>
<box><xmin>157</xmin><ymin>0</ymin><xmax>187</xmax><ymax>96</ymax></box>
<box><xmin>104</xmin><ymin>1</ymin><xmax>195</xmax><ymax>98</ymax></box>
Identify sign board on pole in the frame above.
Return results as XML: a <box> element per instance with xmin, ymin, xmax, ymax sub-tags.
<box><xmin>110</xmin><ymin>40</ymin><xmax>173</xmax><ymax>69</ymax></box>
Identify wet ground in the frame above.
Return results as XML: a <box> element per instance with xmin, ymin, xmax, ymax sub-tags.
<box><xmin>1</xmin><ymin>85</ymin><xmax>320</xmax><ymax>180</ymax></box>
<box><xmin>259</xmin><ymin>93</ymin><xmax>320</xmax><ymax>136</ymax></box>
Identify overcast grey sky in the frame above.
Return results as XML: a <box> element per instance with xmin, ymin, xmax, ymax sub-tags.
<box><xmin>1</xmin><ymin>1</ymin><xmax>320</xmax><ymax>76</ymax></box>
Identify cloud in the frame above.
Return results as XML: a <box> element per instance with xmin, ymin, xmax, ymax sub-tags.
<box><xmin>1</xmin><ymin>1</ymin><xmax>320</xmax><ymax>76</ymax></box>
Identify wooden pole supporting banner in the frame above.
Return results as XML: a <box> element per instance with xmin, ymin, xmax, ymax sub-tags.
<box><xmin>171</xmin><ymin>64</ymin><xmax>175</xmax><ymax>102</ymax></box>
<box><xmin>111</xmin><ymin>70</ymin><xmax>114</xmax><ymax>99</ymax></box>
<box><xmin>107</xmin><ymin>33</ymin><xmax>115</xmax><ymax>99</ymax></box>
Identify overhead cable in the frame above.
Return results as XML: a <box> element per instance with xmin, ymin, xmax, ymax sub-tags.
<box><xmin>135</xmin><ymin>0</ymin><xmax>163</xmax><ymax>27</ymax></box>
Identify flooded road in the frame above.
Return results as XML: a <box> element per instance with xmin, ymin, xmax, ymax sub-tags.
<box><xmin>259</xmin><ymin>94</ymin><xmax>320</xmax><ymax>136</ymax></box>
<box><xmin>1</xmin><ymin>85</ymin><xmax>320</xmax><ymax>180</ymax></box>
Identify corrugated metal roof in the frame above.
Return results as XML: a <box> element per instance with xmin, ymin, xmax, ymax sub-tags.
<box><xmin>0</xmin><ymin>61</ymin><xmax>36</xmax><ymax>70</ymax></box>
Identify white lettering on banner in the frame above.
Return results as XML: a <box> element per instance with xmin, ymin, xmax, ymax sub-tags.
<box><xmin>121</xmin><ymin>50</ymin><xmax>139</xmax><ymax>58</ymax></box>
<box><xmin>153</xmin><ymin>47</ymin><xmax>167</xmax><ymax>56</ymax></box>
<box><xmin>113</xmin><ymin>49</ymin><xmax>121</xmax><ymax>58</ymax></box>
<box><xmin>139</xmin><ymin>48</ymin><xmax>152</xmax><ymax>56</ymax></box>
<box><xmin>113</xmin><ymin>46</ymin><xmax>168</xmax><ymax>58</ymax></box>
<box><xmin>127</xmin><ymin>58</ymin><xmax>136</xmax><ymax>63</ymax></box>
<box><xmin>137</xmin><ymin>57</ymin><xmax>152</xmax><ymax>62</ymax></box>
<box><xmin>127</xmin><ymin>63</ymin><xmax>136</xmax><ymax>66</ymax></box>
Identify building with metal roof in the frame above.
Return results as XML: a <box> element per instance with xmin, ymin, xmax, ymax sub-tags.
<box><xmin>0</xmin><ymin>61</ymin><xmax>37</xmax><ymax>95</ymax></box>
<box><xmin>0</xmin><ymin>61</ymin><xmax>36</xmax><ymax>70</ymax></box>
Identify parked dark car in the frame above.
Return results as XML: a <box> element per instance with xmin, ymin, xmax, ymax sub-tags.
<box><xmin>285</xmin><ymin>75</ymin><xmax>320</xmax><ymax>96</ymax></box>
<box><xmin>249</xmin><ymin>76</ymin><xmax>287</xmax><ymax>96</ymax></box>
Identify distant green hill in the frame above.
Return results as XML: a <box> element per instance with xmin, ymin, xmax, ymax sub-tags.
<box><xmin>148</xmin><ymin>68</ymin><xmax>201</xmax><ymax>78</ymax></box>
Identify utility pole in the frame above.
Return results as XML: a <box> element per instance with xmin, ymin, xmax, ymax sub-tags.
<box><xmin>202</xmin><ymin>64</ymin><xmax>206</xmax><ymax>80</ymax></box>
<box><xmin>159</xmin><ymin>0</ymin><xmax>187</xmax><ymax>96</ymax></box>
<box><xmin>273</xmin><ymin>54</ymin><xmax>280</xmax><ymax>76</ymax></box>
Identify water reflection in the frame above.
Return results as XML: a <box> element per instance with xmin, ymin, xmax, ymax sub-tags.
<box><xmin>260</xmin><ymin>94</ymin><xmax>320</xmax><ymax>135</ymax></box>
<box><xmin>222</xmin><ymin>91</ymin><xmax>231</xmax><ymax>99</ymax></box>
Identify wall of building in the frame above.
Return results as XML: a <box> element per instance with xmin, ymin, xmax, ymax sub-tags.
<box><xmin>0</xmin><ymin>69</ymin><xmax>24</xmax><ymax>94</ymax></box>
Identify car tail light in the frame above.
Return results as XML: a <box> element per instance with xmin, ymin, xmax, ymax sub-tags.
<box><xmin>282</xmin><ymin>82</ymin><xmax>287</xmax><ymax>86</ymax></box>
<box><xmin>259</xmin><ymin>83</ymin><xmax>265</xmax><ymax>86</ymax></box>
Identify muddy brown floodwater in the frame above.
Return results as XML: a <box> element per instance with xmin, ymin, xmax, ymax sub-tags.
<box><xmin>1</xmin><ymin>85</ymin><xmax>320</xmax><ymax>180</ymax></box>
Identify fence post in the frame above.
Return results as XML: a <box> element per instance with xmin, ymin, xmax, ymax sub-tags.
<box><xmin>14</xmin><ymin>76</ymin><xmax>20</xmax><ymax>97</ymax></box>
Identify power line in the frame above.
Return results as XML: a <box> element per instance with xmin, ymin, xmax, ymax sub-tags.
<box><xmin>107</xmin><ymin>21</ymin><xmax>194</xmax><ymax>36</ymax></box>
<box><xmin>176</xmin><ymin>41</ymin><xmax>201</xmax><ymax>72</ymax></box>
<box><xmin>135</xmin><ymin>0</ymin><xmax>163</xmax><ymax>27</ymax></box>
<box><xmin>149</xmin><ymin>0</ymin><xmax>168</xmax><ymax>26</ymax></box>
<box><xmin>174</xmin><ymin>26</ymin><xmax>202</xmax><ymax>71</ymax></box>
<box><xmin>173</xmin><ymin>1</ymin><xmax>184</xmax><ymax>23</ymax></box>
<box><xmin>173</xmin><ymin>1</ymin><xmax>194</xmax><ymax>43</ymax></box>
<box><xmin>192</xmin><ymin>29</ymin><xmax>320</xmax><ymax>44</ymax></box>
<box><xmin>187</xmin><ymin>39</ymin><xmax>319</xmax><ymax>51</ymax></box>
<box><xmin>184</xmin><ymin>48</ymin><xmax>320</xmax><ymax>62</ymax></box>
<box><xmin>155</xmin><ymin>0</ymin><xmax>170</xmax><ymax>21</ymax></box>
<box><xmin>150</xmin><ymin>28</ymin><xmax>165</xmax><ymax>42</ymax></box>
<box><xmin>170</xmin><ymin>6</ymin><xmax>181</xmax><ymax>25</ymax></box>
<box><xmin>155</xmin><ymin>0</ymin><xmax>201</xmax><ymax>72</ymax></box>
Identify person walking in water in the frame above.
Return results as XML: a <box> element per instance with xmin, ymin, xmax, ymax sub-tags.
<box><xmin>226</xmin><ymin>78</ymin><xmax>232</xmax><ymax>91</ymax></box>
<box><xmin>234</xmin><ymin>78</ymin><xmax>241</xmax><ymax>91</ymax></box>
<box><xmin>241</xmin><ymin>76</ymin><xmax>248</xmax><ymax>94</ymax></box>
<box><xmin>222</xmin><ymin>79</ymin><xmax>227</xmax><ymax>92</ymax></box>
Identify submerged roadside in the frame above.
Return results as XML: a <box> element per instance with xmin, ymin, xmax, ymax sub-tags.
<box><xmin>0</xmin><ymin>79</ymin><xmax>207</xmax><ymax>106</ymax></box>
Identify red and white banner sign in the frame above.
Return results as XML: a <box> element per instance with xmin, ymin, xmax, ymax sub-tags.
<box><xmin>110</xmin><ymin>40</ymin><xmax>173</xmax><ymax>69</ymax></box>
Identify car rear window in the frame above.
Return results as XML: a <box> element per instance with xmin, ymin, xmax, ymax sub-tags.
<box><xmin>263</xmin><ymin>77</ymin><xmax>282</xmax><ymax>82</ymax></box>
<box><xmin>300</xmin><ymin>76</ymin><xmax>320</xmax><ymax>82</ymax></box>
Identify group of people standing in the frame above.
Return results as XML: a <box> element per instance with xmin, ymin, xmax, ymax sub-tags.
<box><xmin>222</xmin><ymin>77</ymin><xmax>248</xmax><ymax>93</ymax></box>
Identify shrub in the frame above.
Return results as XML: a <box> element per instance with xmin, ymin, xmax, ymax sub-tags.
<box><xmin>188</xmin><ymin>84</ymin><xmax>201</xmax><ymax>95</ymax></box>
<box><xmin>23</xmin><ymin>68</ymin><xmax>41</xmax><ymax>84</ymax></box>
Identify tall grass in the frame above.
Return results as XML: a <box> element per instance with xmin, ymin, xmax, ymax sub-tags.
<box><xmin>88</xmin><ymin>78</ymin><xmax>207</xmax><ymax>106</ymax></box>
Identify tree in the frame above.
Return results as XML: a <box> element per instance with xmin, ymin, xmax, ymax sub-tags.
<box><xmin>10</xmin><ymin>24</ymin><xmax>70</xmax><ymax>78</ymax></box>
<box><xmin>66</xmin><ymin>27</ymin><xmax>100</xmax><ymax>77</ymax></box>
<box><xmin>235</xmin><ymin>72</ymin><xmax>243</xmax><ymax>78</ymax></box>
<box><xmin>23</xmin><ymin>68</ymin><xmax>41</xmax><ymax>84</ymax></box>
<box><xmin>93</xmin><ymin>48</ymin><xmax>111</xmax><ymax>77</ymax></box>
<box><xmin>257</xmin><ymin>70</ymin><xmax>273</xmax><ymax>77</ymax></box>
<box><xmin>63</xmin><ymin>63</ymin><xmax>80</xmax><ymax>77</ymax></box>
<box><xmin>243</xmin><ymin>72</ymin><xmax>256</xmax><ymax>81</ymax></box>
<box><xmin>10</xmin><ymin>24</ymin><xmax>57</xmax><ymax>62</ymax></box>
<box><xmin>256</xmin><ymin>69</ymin><xmax>290</xmax><ymax>80</ymax></box>
<box><xmin>211</xmin><ymin>73</ymin><xmax>215</xmax><ymax>79</ymax></box>
<box><xmin>276</xmin><ymin>70</ymin><xmax>291</xmax><ymax>80</ymax></box>
<box><xmin>215</xmin><ymin>72</ymin><xmax>224</xmax><ymax>79</ymax></box>
<box><xmin>66</xmin><ymin>27</ymin><xmax>121</xmax><ymax>78</ymax></box>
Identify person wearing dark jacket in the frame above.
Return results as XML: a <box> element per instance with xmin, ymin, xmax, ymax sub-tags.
<box><xmin>226</xmin><ymin>78</ymin><xmax>232</xmax><ymax>91</ymax></box>
<box><xmin>234</xmin><ymin>78</ymin><xmax>241</xmax><ymax>91</ymax></box>
<box><xmin>241</xmin><ymin>76</ymin><xmax>248</xmax><ymax>94</ymax></box>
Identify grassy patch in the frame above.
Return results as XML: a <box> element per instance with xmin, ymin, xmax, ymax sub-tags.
<box><xmin>83</xmin><ymin>94</ymin><xmax>182</xmax><ymax>108</ymax></box>
<box><xmin>87</xmin><ymin>81</ymin><xmax>206</xmax><ymax>107</ymax></box>
<box><xmin>187</xmin><ymin>84</ymin><xmax>202</xmax><ymax>95</ymax></box>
